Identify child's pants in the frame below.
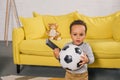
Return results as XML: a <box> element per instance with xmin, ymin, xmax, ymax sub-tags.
<box><xmin>65</xmin><ymin>71</ymin><xmax>88</xmax><ymax>80</ymax></box>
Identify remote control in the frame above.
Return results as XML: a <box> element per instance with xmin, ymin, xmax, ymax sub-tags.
<box><xmin>46</xmin><ymin>39</ymin><xmax>61</xmax><ymax>50</ymax></box>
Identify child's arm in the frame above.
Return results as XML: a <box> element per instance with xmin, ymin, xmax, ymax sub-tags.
<box><xmin>79</xmin><ymin>53</ymin><xmax>89</xmax><ymax>67</ymax></box>
<box><xmin>53</xmin><ymin>43</ymin><xmax>70</xmax><ymax>60</ymax></box>
<box><xmin>53</xmin><ymin>48</ymin><xmax>60</xmax><ymax>60</ymax></box>
<box><xmin>79</xmin><ymin>43</ymin><xmax>95</xmax><ymax>67</ymax></box>
<box><xmin>83</xmin><ymin>43</ymin><xmax>94</xmax><ymax>64</ymax></box>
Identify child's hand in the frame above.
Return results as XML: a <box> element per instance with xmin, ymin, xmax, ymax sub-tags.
<box><xmin>53</xmin><ymin>48</ymin><xmax>60</xmax><ymax>59</ymax></box>
<box><xmin>79</xmin><ymin>53</ymin><xmax>89</xmax><ymax>67</ymax></box>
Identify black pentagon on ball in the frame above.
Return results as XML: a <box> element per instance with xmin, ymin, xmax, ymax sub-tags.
<box><xmin>62</xmin><ymin>46</ymin><xmax>69</xmax><ymax>50</ymax></box>
<box><xmin>77</xmin><ymin>61</ymin><xmax>83</xmax><ymax>67</ymax></box>
<box><xmin>64</xmin><ymin>55</ymin><xmax>72</xmax><ymax>63</ymax></box>
<box><xmin>65</xmin><ymin>68</ymin><xmax>72</xmax><ymax>71</ymax></box>
<box><xmin>75</xmin><ymin>47</ymin><xmax>82</xmax><ymax>54</ymax></box>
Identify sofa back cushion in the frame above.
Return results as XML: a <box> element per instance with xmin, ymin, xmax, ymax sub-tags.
<box><xmin>20</xmin><ymin>17</ymin><xmax>46</xmax><ymax>40</ymax></box>
<box><xmin>112</xmin><ymin>16</ymin><xmax>120</xmax><ymax>41</ymax></box>
<box><xmin>76</xmin><ymin>11</ymin><xmax>120</xmax><ymax>39</ymax></box>
<box><xmin>33</xmin><ymin>11</ymin><xmax>78</xmax><ymax>38</ymax></box>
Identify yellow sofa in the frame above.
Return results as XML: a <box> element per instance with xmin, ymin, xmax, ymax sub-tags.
<box><xmin>12</xmin><ymin>11</ymin><xmax>120</xmax><ymax>73</ymax></box>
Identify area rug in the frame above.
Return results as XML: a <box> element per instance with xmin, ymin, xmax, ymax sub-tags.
<box><xmin>1</xmin><ymin>75</ymin><xmax>64</xmax><ymax>80</ymax></box>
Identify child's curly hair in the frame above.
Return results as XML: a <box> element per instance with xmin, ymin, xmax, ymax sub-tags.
<box><xmin>70</xmin><ymin>20</ymin><xmax>87</xmax><ymax>33</ymax></box>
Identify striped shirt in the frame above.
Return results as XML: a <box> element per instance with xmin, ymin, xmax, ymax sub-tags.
<box><xmin>64</xmin><ymin>42</ymin><xmax>94</xmax><ymax>74</ymax></box>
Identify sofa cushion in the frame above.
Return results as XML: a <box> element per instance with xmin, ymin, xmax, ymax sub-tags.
<box><xmin>19</xmin><ymin>39</ymin><xmax>120</xmax><ymax>59</ymax></box>
<box><xmin>33</xmin><ymin>11</ymin><xmax>78</xmax><ymax>38</ymax></box>
<box><xmin>19</xmin><ymin>39</ymin><xmax>72</xmax><ymax>56</ymax></box>
<box><xmin>20</xmin><ymin>17</ymin><xmax>46</xmax><ymax>40</ymax></box>
<box><xmin>86</xmin><ymin>39</ymin><xmax>120</xmax><ymax>59</ymax></box>
<box><xmin>112</xmin><ymin>17</ymin><xmax>120</xmax><ymax>41</ymax></box>
<box><xmin>76</xmin><ymin>11</ymin><xmax>120</xmax><ymax>39</ymax></box>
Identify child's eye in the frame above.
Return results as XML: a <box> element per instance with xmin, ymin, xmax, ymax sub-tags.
<box><xmin>73</xmin><ymin>34</ymin><xmax>77</xmax><ymax>36</ymax></box>
<box><xmin>79</xmin><ymin>33</ymin><xmax>84</xmax><ymax>36</ymax></box>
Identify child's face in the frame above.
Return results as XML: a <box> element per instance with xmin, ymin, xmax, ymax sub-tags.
<box><xmin>70</xmin><ymin>25</ymin><xmax>86</xmax><ymax>46</ymax></box>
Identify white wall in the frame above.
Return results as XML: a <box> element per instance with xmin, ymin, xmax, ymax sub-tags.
<box><xmin>0</xmin><ymin>0</ymin><xmax>120</xmax><ymax>41</ymax></box>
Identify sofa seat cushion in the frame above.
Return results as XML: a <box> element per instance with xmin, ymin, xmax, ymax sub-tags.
<box><xmin>86</xmin><ymin>39</ymin><xmax>120</xmax><ymax>59</ymax></box>
<box><xmin>19</xmin><ymin>39</ymin><xmax>120</xmax><ymax>59</ymax></box>
<box><xmin>19</xmin><ymin>39</ymin><xmax>72</xmax><ymax>56</ymax></box>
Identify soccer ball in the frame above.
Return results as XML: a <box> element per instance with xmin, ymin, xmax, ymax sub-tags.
<box><xmin>59</xmin><ymin>44</ymin><xmax>84</xmax><ymax>71</ymax></box>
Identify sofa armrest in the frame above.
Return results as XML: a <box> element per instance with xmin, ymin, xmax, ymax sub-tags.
<box><xmin>12</xmin><ymin>27</ymin><xmax>25</xmax><ymax>64</ymax></box>
<box><xmin>12</xmin><ymin>27</ymin><xmax>25</xmax><ymax>44</ymax></box>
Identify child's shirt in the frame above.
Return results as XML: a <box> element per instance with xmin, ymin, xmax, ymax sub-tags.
<box><xmin>64</xmin><ymin>42</ymin><xmax>94</xmax><ymax>74</ymax></box>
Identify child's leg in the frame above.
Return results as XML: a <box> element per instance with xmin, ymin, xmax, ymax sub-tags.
<box><xmin>74</xmin><ymin>71</ymin><xmax>88</xmax><ymax>80</ymax></box>
<box><xmin>65</xmin><ymin>71</ymin><xmax>88</xmax><ymax>80</ymax></box>
<box><xmin>65</xmin><ymin>71</ymin><xmax>73</xmax><ymax>80</ymax></box>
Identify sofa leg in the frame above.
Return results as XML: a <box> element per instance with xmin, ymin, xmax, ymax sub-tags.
<box><xmin>16</xmin><ymin>65</ymin><xmax>21</xmax><ymax>74</ymax></box>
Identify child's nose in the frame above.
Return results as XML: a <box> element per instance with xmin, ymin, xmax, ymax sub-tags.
<box><xmin>77</xmin><ymin>35</ymin><xmax>80</xmax><ymax>38</ymax></box>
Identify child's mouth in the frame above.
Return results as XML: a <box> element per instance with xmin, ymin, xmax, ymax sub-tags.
<box><xmin>76</xmin><ymin>40</ymin><xmax>81</xmax><ymax>43</ymax></box>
